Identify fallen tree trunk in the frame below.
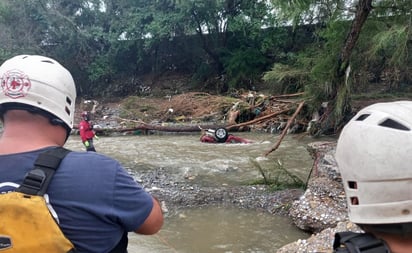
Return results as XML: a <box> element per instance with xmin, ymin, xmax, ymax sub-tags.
<box><xmin>79</xmin><ymin>124</ymin><xmax>226</xmax><ymax>134</ymax></box>
<box><xmin>73</xmin><ymin>106</ymin><xmax>299</xmax><ymax>135</ymax></box>
<box><xmin>263</xmin><ymin>101</ymin><xmax>305</xmax><ymax>157</ymax></box>
<box><xmin>72</xmin><ymin>97</ymin><xmax>306</xmax><ymax>135</ymax></box>
<box><xmin>271</xmin><ymin>92</ymin><xmax>304</xmax><ymax>98</ymax></box>
<box><xmin>72</xmin><ymin>116</ymin><xmax>227</xmax><ymax>134</ymax></box>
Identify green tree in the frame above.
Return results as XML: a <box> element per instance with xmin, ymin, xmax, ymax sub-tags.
<box><xmin>0</xmin><ymin>0</ymin><xmax>48</xmax><ymax>60</ymax></box>
<box><xmin>265</xmin><ymin>0</ymin><xmax>412</xmax><ymax>134</ymax></box>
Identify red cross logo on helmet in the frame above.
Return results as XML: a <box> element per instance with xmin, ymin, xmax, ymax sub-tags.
<box><xmin>0</xmin><ymin>70</ymin><xmax>31</xmax><ymax>99</ymax></box>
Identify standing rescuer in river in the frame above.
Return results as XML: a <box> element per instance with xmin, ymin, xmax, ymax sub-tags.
<box><xmin>0</xmin><ymin>55</ymin><xmax>163</xmax><ymax>252</ymax></box>
<box><xmin>334</xmin><ymin>101</ymin><xmax>412</xmax><ymax>253</ymax></box>
<box><xmin>79</xmin><ymin>111</ymin><xmax>97</xmax><ymax>152</ymax></box>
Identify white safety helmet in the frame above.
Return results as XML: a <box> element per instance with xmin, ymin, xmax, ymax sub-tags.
<box><xmin>0</xmin><ymin>55</ymin><xmax>76</xmax><ymax>130</ymax></box>
<box><xmin>335</xmin><ymin>101</ymin><xmax>412</xmax><ymax>225</ymax></box>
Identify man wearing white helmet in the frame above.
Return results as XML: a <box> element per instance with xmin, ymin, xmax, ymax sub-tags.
<box><xmin>0</xmin><ymin>55</ymin><xmax>163</xmax><ymax>252</ymax></box>
<box><xmin>334</xmin><ymin>101</ymin><xmax>412</xmax><ymax>253</ymax></box>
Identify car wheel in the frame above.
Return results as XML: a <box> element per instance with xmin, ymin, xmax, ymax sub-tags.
<box><xmin>214</xmin><ymin>127</ymin><xmax>229</xmax><ymax>143</ymax></box>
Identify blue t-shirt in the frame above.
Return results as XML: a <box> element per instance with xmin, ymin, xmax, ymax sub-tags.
<box><xmin>0</xmin><ymin>147</ymin><xmax>154</xmax><ymax>253</ymax></box>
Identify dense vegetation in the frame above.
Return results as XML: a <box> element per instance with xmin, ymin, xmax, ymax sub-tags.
<box><xmin>0</xmin><ymin>0</ymin><xmax>411</xmax><ymax>133</ymax></box>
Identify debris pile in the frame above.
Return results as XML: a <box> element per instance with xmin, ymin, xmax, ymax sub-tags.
<box><xmin>73</xmin><ymin>91</ymin><xmax>313</xmax><ymax>137</ymax></box>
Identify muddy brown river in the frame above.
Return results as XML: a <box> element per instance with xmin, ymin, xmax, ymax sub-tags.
<box><xmin>65</xmin><ymin>132</ymin><xmax>322</xmax><ymax>252</ymax></box>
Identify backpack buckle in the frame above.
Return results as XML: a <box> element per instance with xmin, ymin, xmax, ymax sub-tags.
<box><xmin>18</xmin><ymin>169</ymin><xmax>46</xmax><ymax>195</ymax></box>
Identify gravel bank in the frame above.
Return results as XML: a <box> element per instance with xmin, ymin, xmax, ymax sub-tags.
<box><xmin>125</xmin><ymin>140</ymin><xmax>359</xmax><ymax>253</ymax></box>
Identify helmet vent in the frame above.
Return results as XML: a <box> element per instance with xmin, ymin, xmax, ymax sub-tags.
<box><xmin>40</xmin><ymin>60</ymin><xmax>54</xmax><ymax>64</ymax></box>
<box><xmin>65</xmin><ymin>106</ymin><xmax>71</xmax><ymax>116</ymax></box>
<box><xmin>348</xmin><ymin>181</ymin><xmax>357</xmax><ymax>189</ymax></box>
<box><xmin>350</xmin><ymin>197</ymin><xmax>359</xmax><ymax>205</ymax></box>
<box><xmin>66</xmin><ymin>97</ymin><xmax>72</xmax><ymax>106</ymax></box>
<box><xmin>355</xmin><ymin>114</ymin><xmax>370</xmax><ymax>121</ymax></box>
<box><xmin>379</xmin><ymin>119</ymin><xmax>410</xmax><ymax>131</ymax></box>
<box><xmin>348</xmin><ymin>181</ymin><xmax>359</xmax><ymax>205</ymax></box>
<box><xmin>65</xmin><ymin>97</ymin><xmax>72</xmax><ymax>116</ymax></box>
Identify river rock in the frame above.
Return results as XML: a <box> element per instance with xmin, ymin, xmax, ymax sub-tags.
<box><xmin>289</xmin><ymin>141</ymin><xmax>347</xmax><ymax>233</ymax></box>
<box><xmin>277</xmin><ymin>141</ymin><xmax>363</xmax><ymax>252</ymax></box>
<box><xmin>276</xmin><ymin>221</ymin><xmax>362</xmax><ymax>253</ymax></box>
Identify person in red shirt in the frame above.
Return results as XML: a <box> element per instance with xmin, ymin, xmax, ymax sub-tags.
<box><xmin>79</xmin><ymin>111</ymin><xmax>96</xmax><ymax>152</ymax></box>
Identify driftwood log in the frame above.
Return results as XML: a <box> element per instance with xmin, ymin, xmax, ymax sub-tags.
<box><xmin>263</xmin><ymin>101</ymin><xmax>305</xmax><ymax>156</ymax></box>
<box><xmin>82</xmin><ymin>106</ymin><xmax>297</xmax><ymax>135</ymax></box>
<box><xmin>226</xmin><ymin>108</ymin><xmax>291</xmax><ymax>130</ymax></box>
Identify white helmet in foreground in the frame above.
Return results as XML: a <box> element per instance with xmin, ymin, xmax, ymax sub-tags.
<box><xmin>0</xmin><ymin>55</ymin><xmax>76</xmax><ymax>132</ymax></box>
<box><xmin>335</xmin><ymin>101</ymin><xmax>412</xmax><ymax>225</ymax></box>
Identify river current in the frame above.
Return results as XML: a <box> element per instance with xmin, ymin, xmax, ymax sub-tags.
<box><xmin>65</xmin><ymin>132</ymin><xmax>322</xmax><ymax>253</ymax></box>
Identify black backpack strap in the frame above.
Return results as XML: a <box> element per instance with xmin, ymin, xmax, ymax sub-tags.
<box><xmin>333</xmin><ymin>231</ymin><xmax>391</xmax><ymax>253</ymax></box>
<box><xmin>17</xmin><ymin>147</ymin><xmax>71</xmax><ymax>196</ymax></box>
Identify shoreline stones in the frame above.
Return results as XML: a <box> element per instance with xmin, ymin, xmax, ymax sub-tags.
<box><xmin>277</xmin><ymin>141</ymin><xmax>363</xmax><ymax>253</ymax></box>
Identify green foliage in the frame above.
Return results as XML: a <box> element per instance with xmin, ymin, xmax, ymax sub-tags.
<box><xmin>87</xmin><ymin>55</ymin><xmax>113</xmax><ymax>82</ymax></box>
<box><xmin>223</xmin><ymin>47</ymin><xmax>268</xmax><ymax>89</ymax></box>
<box><xmin>192</xmin><ymin>62</ymin><xmax>215</xmax><ymax>82</ymax></box>
<box><xmin>263</xmin><ymin>59</ymin><xmax>309</xmax><ymax>94</ymax></box>
<box><xmin>0</xmin><ymin>0</ymin><xmax>410</xmax><ymax>106</ymax></box>
<box><xmin>0</xmin><ymin>0</ymin><xmax>47</xmax><ymax>53</ymax></box>
<box><xmin>249</xmin><ymin>158</ymin><xmax>305</xmax><ymax>191</ymax></box>
<box><xmin>0</xmin><ymin>48</ymin><xmax>13</xmax><ymax>65</ymax></box>
<box><xmin>369</xmin><ymin>25</ymin><xmax>408</xmax><ymax>62</ymax></box>
<box><xmin>270</xmin><ymin>0</ymin><xmax>312</xmax><ymax>26</ymax></box>
<box><xmin>308</xmin><ymin>20</ymin><xmax>348</xmax><ymax>95</ymax></box>
<box><xmin>265</xmin><ymin>0</ymin><xmax>411</xmax><ymax>126</ymax></box>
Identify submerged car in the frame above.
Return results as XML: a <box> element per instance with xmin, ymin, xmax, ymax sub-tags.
<box><xmin>200</xmin><ymin>128</ymin><xmax>253</xmax><ymax>144</ymax></box>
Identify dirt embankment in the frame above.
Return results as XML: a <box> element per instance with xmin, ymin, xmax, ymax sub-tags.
<box><xmin>75</xmin><ymin>91</ymin><xmax>307</xmax><ymax>135</ymax></box>
<box><xmin>74</xmin><ymin>83</ymin><xmax>412</xmax><ymax>138</ymax></box>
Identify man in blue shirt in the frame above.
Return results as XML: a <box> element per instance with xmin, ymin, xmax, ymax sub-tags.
<box><xmin>0</xmin><ymin>55</ymin><xmax>163</xmax><ymax>252</ymax></box>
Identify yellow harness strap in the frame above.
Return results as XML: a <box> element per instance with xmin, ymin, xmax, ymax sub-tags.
<box><xmin>0</xmin><ymin>147</ymin><xmax>75</xmax><ymax>252</ymax></box>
